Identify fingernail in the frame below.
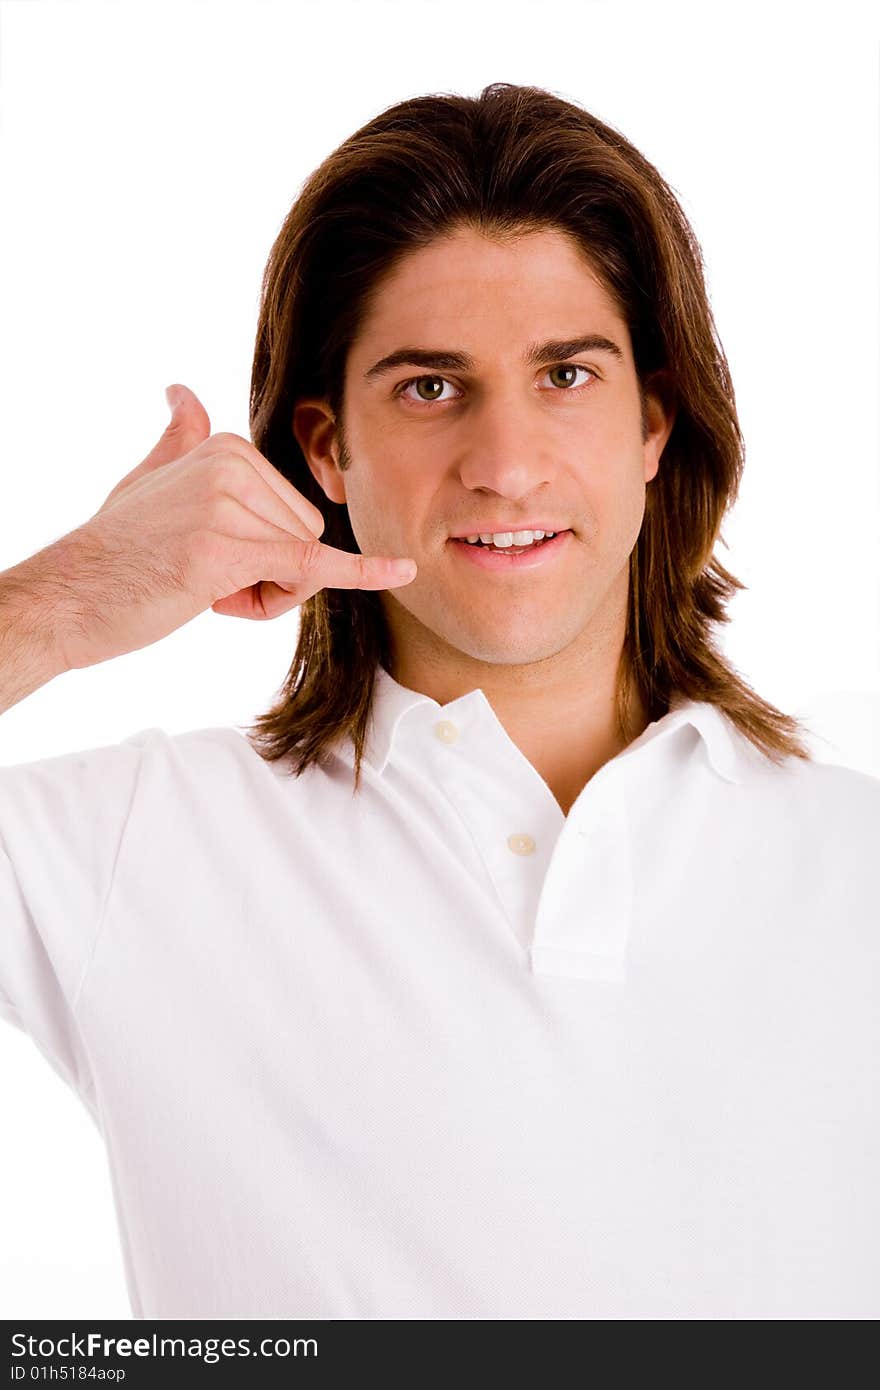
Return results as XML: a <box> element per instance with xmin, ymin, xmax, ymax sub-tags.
<box><xmin>390</xmin><ymin>559</ymin><xmax>417</xmax><ymax>579</ymax></box>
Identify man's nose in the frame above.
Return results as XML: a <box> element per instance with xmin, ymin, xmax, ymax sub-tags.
<box><xmin>454</xmin><ymin>390</ymin><xmax>556</xmax><ymax>496</ymax></box>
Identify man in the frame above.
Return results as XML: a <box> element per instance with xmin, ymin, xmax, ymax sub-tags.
<box><xmin>1</xmin><ymin>82</ymin><xmax>877</xmax><ymax>1319</ymax></box>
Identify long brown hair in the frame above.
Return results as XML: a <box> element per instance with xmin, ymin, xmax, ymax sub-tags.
<box><xmin>242</xmin><ymin>81</ymin><xmax>814</xmax><ymax>790</ymax></box>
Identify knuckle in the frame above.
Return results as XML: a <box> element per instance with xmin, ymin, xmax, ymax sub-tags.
<box><xmin>297</xmin><ymin>537</ymin><xmax>324</xmax><ymax>575</ymax></box>
<box><xmin>206</xmin><ymin>492</ymin><xmax>240</xmax><ymax>531</ymax></box>
<box><xmin>230</xmin><ymin>471</ymin><xmax>262</xmax><ymax>512</ymax></box>
<box><xmin>210</xmin><ymin>430</ymin><xmax>244</xmax><ymax>450</ymax></box>
<box><xmin>205</xmin><ymin>450</ymin><xmax>246</xmax><ymax>493</ymax></box>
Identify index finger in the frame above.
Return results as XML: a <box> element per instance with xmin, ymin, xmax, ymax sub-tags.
<box><xmin>263</xmin><ymin>535</ymin><xmax>418</xmax><ymax>594</ymax></box>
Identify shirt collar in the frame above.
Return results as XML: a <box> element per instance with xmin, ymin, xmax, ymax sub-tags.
<box><xmin>360</xmin><ymin>663</ymin><xmax>742</xmax><ymax>786</ymax></box>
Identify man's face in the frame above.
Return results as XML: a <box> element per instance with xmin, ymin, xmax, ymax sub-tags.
<box><xmin>298</xmin><ymin>224</ymin><xmax>674</xmax><ymax>674</ymax></box>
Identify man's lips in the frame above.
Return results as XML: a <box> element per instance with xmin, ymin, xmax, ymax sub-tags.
<box><xmin>448</xmin><ymin>529</ymin><xmax>572</xmax><ymax>568</ymax></box>
<box><xmin>448</xmin><ymin>524</ymin><xmax>572</xmax><ymax>540</ymax></box>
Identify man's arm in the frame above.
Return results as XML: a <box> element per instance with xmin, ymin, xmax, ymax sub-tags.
<box><xmin>0</xmin><ymin>556</ymin><xmax>68</xmax><ymax>717</ymax></box>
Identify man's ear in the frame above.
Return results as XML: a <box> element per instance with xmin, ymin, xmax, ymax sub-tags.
<box><xmin>292</xmin><ymin>398</ymin><xmax>347</xmax><ymax>505</ymax></box>
<box><xmin>641</xmin><ymin>369</ymin><xmax>678</xmax><ymax>484</ymax></box>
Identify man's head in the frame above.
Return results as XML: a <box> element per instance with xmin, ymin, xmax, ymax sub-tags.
<box><xmin>293</xmin><ymin>222</ymin><xmax>674</xmax><ymax>681</ymax></box>
<box><xmin>244</xmin><ymin>82</ymin><xmax>811</xmax><ymax>784</ymax></box>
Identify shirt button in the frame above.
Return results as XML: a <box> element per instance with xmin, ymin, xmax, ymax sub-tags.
<box><xmin>434</xmin><ymin>720</ymin><xmax>460</xmax><ymax>744</ymax></box>
<box><xmin>507</xmin><ymin>833</ymin><xmax>536</xmax><ymax>856</ymax></box>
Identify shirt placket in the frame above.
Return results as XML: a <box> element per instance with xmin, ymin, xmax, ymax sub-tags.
<box><xmin>422</xmin><ymin>699</ymin><xmax>635</xmax><ymax>981</ymax></box>
<box><xmin>531</xmin><ymin>772</ymin><xmax>633</xmax><ymax>982</ymax></box>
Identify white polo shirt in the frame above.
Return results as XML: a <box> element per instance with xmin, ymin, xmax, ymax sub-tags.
<box><xmin>1</xmin><ymin>664</ymin><xmax>878</xmax><ymax>1319</ymax></box>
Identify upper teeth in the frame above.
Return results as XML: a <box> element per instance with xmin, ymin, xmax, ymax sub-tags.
<box><xmin>465</xmin><ymin>530</ymin><xmax>557</xmax><ymax>547</ymax></box>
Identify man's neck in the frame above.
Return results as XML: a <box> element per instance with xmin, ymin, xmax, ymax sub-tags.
<box><xmin>385</xmin><ymin>655</ymin><xmax>648</xmax><ymax>818</ymax></box>
<box><xmin>489</xmin><ymin>675</ymin><xmax>647</xmax><ymax>816</ymax></box>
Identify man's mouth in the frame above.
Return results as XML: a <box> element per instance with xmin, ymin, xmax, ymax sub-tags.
<box><xmin>454</xmin><ymin>528</ymin><xmax>570</xmax><ymax>554</ymax></box>
<box><xmin>448</xmin><ymin>529</ymin><xmax>572</xmax><ymax>569</ymax></box>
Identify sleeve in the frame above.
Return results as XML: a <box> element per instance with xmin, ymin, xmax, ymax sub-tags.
<box><xmin>0</xmin><ymin>728</ymin><xmax>161</xmax><ymax>1108</ymax></box>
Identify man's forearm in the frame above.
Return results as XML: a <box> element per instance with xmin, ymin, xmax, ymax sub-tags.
<box><xmin>0</xmin><ymin>559</ymin><xmax>68</xmax><ymax>716</ymax></box>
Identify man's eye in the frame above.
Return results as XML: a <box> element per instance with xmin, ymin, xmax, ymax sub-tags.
<box><xmin>543</xmin><ymin>364</ymin><xmax>596</xmax><ymax>390</ymax></box>
<box><xmin>396</xmin><ymin>364</ymin><xmax>597</xmax><ymax>406</ymax></box>
<box><xmin>398</xmin><ymin>375</ymin><xmax>460</xmax><ymax>404</ymax></box>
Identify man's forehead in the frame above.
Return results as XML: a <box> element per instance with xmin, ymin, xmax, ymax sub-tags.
<box><xmin>371</xmin><ymin>229</ymin><xmax>607</xmax><ymax>302</ymax></box>
<box><xmin>355</xmin><ymin>283</ymin><xmax>625</xmax><ymax>371</ymax></box>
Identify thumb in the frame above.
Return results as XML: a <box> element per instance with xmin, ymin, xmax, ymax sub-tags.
<box><xmin>131</xmin><ymin>383</ymin><xmax>211</xmax><ymax>472</ymax></box>
<box><xmin>93</xmin><ymin>384</ymin><xmax>213</xmax><ymax>516</ymax></box>
<box><xmin>157</xmin><ymin>382</ymin><xmax>212</xmax><ymax>458</ymax></box>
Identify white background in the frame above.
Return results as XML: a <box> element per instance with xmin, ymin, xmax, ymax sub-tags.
<box><xmin>0</xmin><ymin>0</ymin><xmax>878</xmax><ymax>1317</ymax></box>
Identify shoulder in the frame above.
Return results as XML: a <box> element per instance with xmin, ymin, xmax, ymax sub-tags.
<box><xmin>0</xmin><ymin>724</ymin><xmax>297</xmax><ymax>821</ymax></box>
<box><xmin>727</xmin><ymin>745</ymin><xmax>880</xmax><ymax>873</ymax></box>
<box><xmin>758</xmin><ymin>750</ymin><xmax>880</xmax><ymax>813</ymax></box>
<box><xmin>121</xmin><ymin>723</ymin><xmax>301</xmax><ymax>795</ymax></box>
<box><xmin>126</xmin><ymin>724</ymin><xmax>344</xmax><ymax>822</ymax></box>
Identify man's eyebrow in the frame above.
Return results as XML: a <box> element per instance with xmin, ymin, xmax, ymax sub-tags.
<box><xmin>363</xmin><ymin>333</ymin><xmax>625</xmax><ymax>382</ymax></box>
